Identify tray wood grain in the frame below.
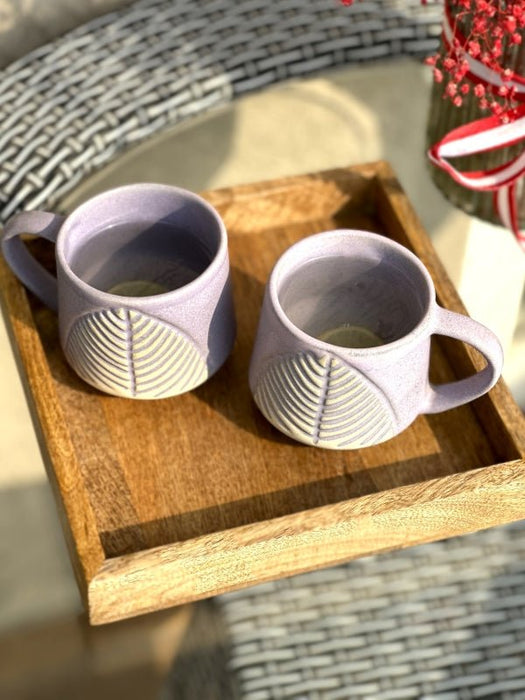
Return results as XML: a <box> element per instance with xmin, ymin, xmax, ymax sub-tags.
<box><xmin>1</xmin><ymin>162</ymin><xmax>524</xmax><ymax>624</ymax></box>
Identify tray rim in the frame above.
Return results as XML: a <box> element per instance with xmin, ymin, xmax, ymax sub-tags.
<box><xmin>89</xmin><ymin>459</ymin><xmax>525</xmax><ymax>623</ymax></box>
<box><xmin>1</xmin><ymin>160</ymin><xmax>524</xmax><ymax>624</ymax></box>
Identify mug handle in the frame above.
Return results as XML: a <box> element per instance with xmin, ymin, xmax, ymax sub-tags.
<box><xmin>1</xmin><ymin>211</ymin><xmax>65</xmax><ymax>312</ymax></box>
<box><xmin>423</xmin><ymin>306</ymin><xmax>504</xmax><ymax>414</ymax></box>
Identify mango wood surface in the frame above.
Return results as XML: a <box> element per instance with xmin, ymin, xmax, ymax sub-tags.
<box><xmin>1</xmin><ymin>162</ymin><xmax>524</xmax><ymax>624</ymax></box>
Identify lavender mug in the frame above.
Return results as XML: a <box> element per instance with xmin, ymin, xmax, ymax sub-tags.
<box><xmin>1</xmin><ymin>184</ymin><xmax>236</xmax><ymax>399</ymax></box>
<box><xmin>249</xmin><ymin>230</ymin><xmax>503</xmax><ymax>449</ymax></box>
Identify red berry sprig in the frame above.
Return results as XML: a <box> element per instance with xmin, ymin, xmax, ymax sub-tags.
<box><xmin>426</xmin><ymin>0</ymin><xmax>525</xmax><ymax>120</ymax></box>
<box><xmin>342</xmin><ymin>0</ymin><xmax>525</xmax><ymax>121</ymax></box>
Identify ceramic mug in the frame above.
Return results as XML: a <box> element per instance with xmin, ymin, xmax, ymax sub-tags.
<box><xmin>249</xmin><ymin>229</ymin><xmax>503</xmax><ymax>449</ymax></box>
<box><xmin>1</xmin><ymin>184</ymin><xmax>236</xmax><ymax>399</ymax></box>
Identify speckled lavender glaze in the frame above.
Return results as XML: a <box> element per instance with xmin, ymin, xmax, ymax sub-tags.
<box><xmin>249</xmin><ymin>230</ymin><xmax>503</xmax><ymax>449</ymax></box>
<box><xmin>2</xmin><ymin>184</ymin><xmax>236</xmax><ymax>398</ymax></box>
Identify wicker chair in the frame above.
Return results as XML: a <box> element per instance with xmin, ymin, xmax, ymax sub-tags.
<box><xmin>0</xmin><ymin>0</ymin><xmax>440</xmax><ymax>221</ymax></box>
<box><xmin>3</xmin><ymin>1</ymin><xmax>525</xmax><ymax>698</ymax></box>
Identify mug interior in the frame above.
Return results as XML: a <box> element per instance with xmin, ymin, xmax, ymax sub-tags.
<box><xmin>60</xmin><ymin>186</ymin><xmax>223</xmax><ymax>297</ymax></box>
<box><xmin>276</xmin><ymin>232</ymin><xmax>432</xmax><ymax>349</ymax></box>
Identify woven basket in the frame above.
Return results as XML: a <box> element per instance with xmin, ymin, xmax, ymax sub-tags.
<box><xmin>426</xmin><ymin>9</ymin><xmax>525</xmax><ymax>228</ymax></box>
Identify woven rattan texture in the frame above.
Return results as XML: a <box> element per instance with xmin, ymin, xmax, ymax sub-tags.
<box><xmin>220</xmin><ymin>521</ymin><xmax>525</xmax><ymax>700</ymax></box>
<box><xmin>0</xmin><ymin>0</ymin><xmax>441</xmax><ymax>222</ymax></box>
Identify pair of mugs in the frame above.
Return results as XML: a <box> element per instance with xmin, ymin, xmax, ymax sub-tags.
<box><xmin>2</xmin><ymin>184</ymin><xmax>503</xmax><ymax>450</ymax></box>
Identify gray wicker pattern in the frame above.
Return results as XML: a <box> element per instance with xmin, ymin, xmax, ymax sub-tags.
<box><xmin>220</xmin><ymin>521</ymin><xmax>525</xmax><ymax>699</ymax></box>
<box><xmin>0</xmin><ymin>0</ymin><xmax>441</xmax><ymax>222</ymax></box>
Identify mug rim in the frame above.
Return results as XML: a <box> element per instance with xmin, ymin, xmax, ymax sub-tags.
<box><xmin>268</xmin><ymin>229</ymin><xmax>436</xmax><ymax>356</ymax></box>
<box><xmin>55</xmin><ymin>183</ymin><xmax>228</xmax><ymax>305</ymax></box>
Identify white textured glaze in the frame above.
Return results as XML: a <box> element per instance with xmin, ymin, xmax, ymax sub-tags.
<box><xmin>254</xmin><ymin>351</ymin><xmax>395</xmax><ymax>449</ymax></box>
<box><xmin>65</xmin><ymin>308</ymin><xmax>207</xmax><ymax>398</ymax></box>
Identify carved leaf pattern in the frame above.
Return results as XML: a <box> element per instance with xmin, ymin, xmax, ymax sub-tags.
<box><xmin>65</xmin><ymin>308</ymin><xmax>207</xmax><ymax>398</ymax></box>
<box><xmin>254</xmin><ymin>351</ymin><xmax>395</xmax><ymax>448</ymax></box>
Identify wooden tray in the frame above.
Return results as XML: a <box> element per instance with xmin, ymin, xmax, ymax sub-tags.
<box><xmin>2</xmin><ymin>162</ymin><xmax>525</xmax><ymax>625</ymax></box>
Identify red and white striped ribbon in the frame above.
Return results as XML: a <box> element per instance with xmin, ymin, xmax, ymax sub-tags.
<box><xmin>429</xmin><ymin>3</ymin><xmax>525</xmax><ymax>249</ymax></box>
